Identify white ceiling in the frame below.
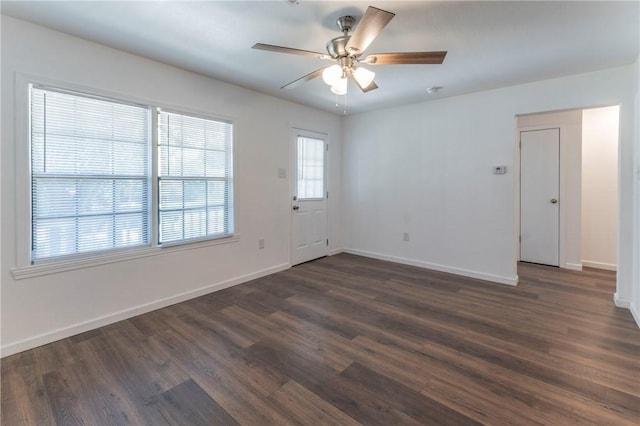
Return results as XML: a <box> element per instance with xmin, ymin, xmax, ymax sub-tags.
<box><xmin>2</xmin><ymin>1</ymin><xmax>638</xmax><ymax>115</ymax></box>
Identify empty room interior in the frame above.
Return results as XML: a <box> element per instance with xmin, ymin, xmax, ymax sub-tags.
<box><xmin>1</xmin><ymin>1</ymin><xmax>639</xmax><ymax>425</ymax></box>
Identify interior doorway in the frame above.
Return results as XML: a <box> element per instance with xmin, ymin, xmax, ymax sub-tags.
<box><xmin>516</xmin><ymin>106</ymin><xmax>619</xmax><ymax>270</ymax></box>
<box><xmin>581</xmin><ymin>106</ymin><xmax>620</xmax><ymax>271</ymax></box>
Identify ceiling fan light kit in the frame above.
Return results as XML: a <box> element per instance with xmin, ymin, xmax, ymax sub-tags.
<box><xmin>253</xmin><ymin>5</ymin><xmax>447</xmax><ymax>102</ymax></box>
<box><xmin>322</xmin><ymin>64</ymin><xmax>342</xmax><ymax>85</ymax></box>
<box><xmin>322</xmin><ymin>62</ymin><xmax>375</xmax><ymax>95</ymax></box>
<box><xmin>353</xmin><ymin>67</ymin><xmax>375</xmax><ymax>89</ymax></box>
<box><xmin>331</xmin><ymin>77</ymin><xmax>348</xmax><ymax>95</ymax></box>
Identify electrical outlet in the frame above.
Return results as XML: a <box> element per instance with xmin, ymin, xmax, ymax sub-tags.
<box><xmin>258</xmin><ymin>238</ymin><xmax>265</xmax><ymax>249</ymax></box>
<box><xmin>403</xmin><ymin>232</ymin><xmax>410</xmax><ymax>242</ymax></box>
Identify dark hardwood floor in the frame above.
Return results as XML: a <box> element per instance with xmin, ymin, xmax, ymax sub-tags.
<box><xmin>2</xmin><ymin>254</ymin><xmax>639</xmax><ymax>425</ymax></box>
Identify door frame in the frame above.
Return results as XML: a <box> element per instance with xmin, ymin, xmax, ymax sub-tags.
<box><xmin>515</xmin><ymin>123</ymin><xmax>570</xmax><ymax>269</ymax></box>
<box><xmin>289</xmin><ymin>125</ymin><xmax>330</xmax><ymax>266</ymax></box>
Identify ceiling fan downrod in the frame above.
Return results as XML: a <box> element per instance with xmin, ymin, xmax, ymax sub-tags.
<box><xmin>336</xmin><ymin>15</ymin><xmax>356</xmax><ymax>34</ymax></box>
<box><xmin>327</xmin><ymin>15</ymin><xmax>357</xmax><ymax>59</ymax></box>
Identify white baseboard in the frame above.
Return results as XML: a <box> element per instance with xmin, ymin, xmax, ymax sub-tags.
<box><xmin>1</xmin><ymin>263</ymin><xmax>290</xmax><ymax>358</ymax></box>
<box><xmin>613</xmin><ymin>293</ymin><xmax>640</xmax><ymax>328</ymax></box>
<box><xmin>581</xmin><ymin>260</ymin><xmax>617</xmax><ymax>271</ymax></box>
<box><xmin>329</xmin><ymin>248</ymin><xmax>344</xmax><ymax>256</ymax></box>
<box><xmin>630</xmin><ymin>303</ymin><xmax>640</xmax><ymax>328</ymax></box>
<box><xmin>564</xmin><ymin>262</ymin><xmax>583</xmax><ymax>271</ymax></box>
<box><xmin>343</xmin><ymin>248</ymin><xmax>518</xmax><ymax>286</ymax></box>
<box><xmin>613</xmin><ymin>292</ymin><xmax>630</xmax><ymax>308</ymax></box>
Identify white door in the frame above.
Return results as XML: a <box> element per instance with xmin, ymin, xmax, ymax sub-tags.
<box><xmin>291</xmin><ymin>129</ymin><xmax>328</xmax><ymax>265</ymax></box>
<box><xmin>520</xmin><ymin>128</ymin><xmax>560</xmax><ymax>266</ymax></box>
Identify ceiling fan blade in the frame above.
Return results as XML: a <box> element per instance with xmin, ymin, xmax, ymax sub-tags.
<box><xmin>281</xmin><ymin>68</ymin><xmax>325</xmax><ymax>90</ymax></box>
<box><xmin>345</xmin><ymin>6</ymin><xmax>395</xmax><ymax>55</ymax></box>
<box><xmin>364</xmin><ymin>51</ymin><xmax>447</xmax><ymax>65</ymax></box>
<box><xmin>349</xmin><ymin>70</ymin><xmax>378</xmax><ymax>93</ymax></box>
<box><xmin>252</xmin><ymin>43</ymin><xmax>330</xmax><ymax>60</ymax></box>
<box><xmin>359</xmin><ymin>79</ymin><xmax>378</xmax><ymax>93</ymax></box>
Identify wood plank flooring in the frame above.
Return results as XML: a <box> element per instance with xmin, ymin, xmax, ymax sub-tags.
<box><xmin>2</xmin><ymin>254</ymin><xmax>639</xmax><ymax>425</ymax></box>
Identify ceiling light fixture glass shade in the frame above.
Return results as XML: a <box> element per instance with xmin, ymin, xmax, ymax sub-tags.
<box><xmin>331</xmin><ymin>77</ymin><xmax>348</xmax><ymax>95</ymax></box>
<box><xmin>322</xmin><ymin>64</ymin><xmax>342</xmax><ymax>86</ymax></box>
<box><xmin>353</xmin><ymin>67</ymin><xmax>375</xmax><ymax>88</ymax></box>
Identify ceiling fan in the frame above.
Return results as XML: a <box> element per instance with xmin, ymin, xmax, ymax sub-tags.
<box><xmin>252</xmin><ymin>6</ymin><xmax>447</xmax><ymax>94</ymax></box>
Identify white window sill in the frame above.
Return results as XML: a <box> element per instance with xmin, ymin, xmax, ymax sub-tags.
<box><xmin>10</xmin><ymin>234</ymin><xmax>240</xmax><ymax>280</ymax></box>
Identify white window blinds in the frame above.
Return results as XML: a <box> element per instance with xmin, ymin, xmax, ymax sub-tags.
<box><xmin>30</xmin><ymin>86</ymin><xmax>150</xmax><ymax>261</ymax></box>
<box><xmin>158</xmin><ymin>111</ymin><xmax>234</xmax><ymax>244</ymax></box>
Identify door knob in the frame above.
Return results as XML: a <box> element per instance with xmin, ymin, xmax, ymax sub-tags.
<box><xmin>550</xmin><ymin>198</ymin><xmax>558</xmax><ymax>204</ymax></box>
<box><xmin>292</xmin><ymin>205</ymin><xmax>299</xmax><ymax>210</ymax></box>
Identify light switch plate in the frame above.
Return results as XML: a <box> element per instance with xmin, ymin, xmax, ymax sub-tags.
<box><xmin>278</xmin><ymin>168</ymin><xmax>287</xmax><ymax>179</ymax></box>
<box><xmin>494</xmin><ymin>166</ymin><xmax>507</xmax><ymax>174</ymax></box>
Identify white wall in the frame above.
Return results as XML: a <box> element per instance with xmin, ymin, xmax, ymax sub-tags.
<box><xmin>343</xmin><ymin>65</ymin><xmax>637</xmax><ymax>303</ymax></box>
<box><xmin>517</xmin><ymin>110</ymin><xmax>583</xmax><ymax>270</ymax></box>
<box><xmin>0</xmin><ymin>16</ymin><xmax>343</xmax><ymax>356</ymax></box>
<box><xmin>632</xmin><ymin>55</ymin><xmax>640</xmax><ymax>327</ymax></box>
<box><xmin>581</xmin><ymin>106</ymin><xmax>619</xmax><ymax>270</ymax></box>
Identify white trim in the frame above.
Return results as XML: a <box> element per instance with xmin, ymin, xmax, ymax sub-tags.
<box><xmin>564</xmin><ymin>262</ymin><xmax>583</xmax><ymax>271</ymax></box>
<box><xmin>613</xmin><ymin>292</ymin><xmax>630</xmax><ymax>308</ymax></box>
<box><xmin>581</xmin><ymin>260</ymin><xmax>617</xmax><ymax>271</ymax></box>
<box><xmin>11</xmin><ymin>235</ymin><xmax>240</xmax><ymax>280</ymax></box>
<box><xmin>16</xmin><ymin>72</ymin><xmax>237</xmax><ymax>126</ymax></box>
<box><xmin>512</xmin><ymin>117</ymin><xmax>522</xmax><ymax>270</ymax></box>
<box><xmin>630</xmin><ymin>303</ymin><xmax>640</xmax><ymax>328</ymax></box>
<box><xmin>15</xmin><ymin>73</ymin><xmax>32</xmax><ymax>270</ymax></box>
<box><xmin>150</xmin><ymin>107</ymin><xmax>160</xmax><ymax>247</ymax></box>
<box><xmin>1</xmin><ymin>262</ymin><xmax>289</xmax><ymax>357</ymax></box>
<box><xmin>614</xmin><ymin>296</ymin><xmax>640</xmax><ymax>329</ymax></box>
<box><xmin>344</xmin><ymin>248</ymin><xmax>519</xmax><ymax>286</ymax></box>
<box><xmin>329</xmin><ymin>248</ymin><xmax>344</xmax><ymax>256</ymax></box>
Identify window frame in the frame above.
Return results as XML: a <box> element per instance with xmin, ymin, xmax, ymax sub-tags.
<box><xmin>12</xmin><ymin>74</ymin><xmax>238</xmax><ymax>279</ymax></box>
<box><xmin>29</xmin><ymin>84</ymin><xmax>154</xmax><ymax>262</ymax></box>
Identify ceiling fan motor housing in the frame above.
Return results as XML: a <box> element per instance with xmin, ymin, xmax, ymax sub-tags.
<box><xmin>326</xmin><ymin>36</ymin><xmax>351</xmax><ymax>58</ymax></box>
<box><xmin>327</xmin><ymin>15</ymin><xmax>357</xmax><ymax>58</ymax></box>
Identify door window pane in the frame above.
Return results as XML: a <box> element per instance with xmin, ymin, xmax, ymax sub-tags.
<box><xmin>297</xmin><ymin>136</ymin><xmax>324</xmax><ymax>200</ymax></box>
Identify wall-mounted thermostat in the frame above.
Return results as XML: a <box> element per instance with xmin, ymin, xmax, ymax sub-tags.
<box><xmin>494</xmin><ymin>166</ymin><xmax>507</xmax><ymax>174</ymax></box>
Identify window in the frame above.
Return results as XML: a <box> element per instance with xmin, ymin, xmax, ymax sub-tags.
<box><xmin>296</xmin><ymin>136</ymin><xmax>325</xmax><ymax>200</ymax></box>
<box><xmin>30</xmin><ymin>86</ymin><xmax>150</xmax><ymax>261</ymax></box>
<box><xmin>28</xmin><ymin>84</ymin><xmax>234</xmax><ymax>264</ymax></box>
<box><xmin>158</xmin><ymin>111</ymin><xmax>234</xmax><ymax>244</ymax></box>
